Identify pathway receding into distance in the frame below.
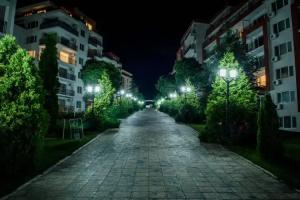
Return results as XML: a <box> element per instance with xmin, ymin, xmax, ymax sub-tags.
<box><xmin>6</xmin><ymin>109</ymin><xmax>300</xmax><ymax>200</ymax></box>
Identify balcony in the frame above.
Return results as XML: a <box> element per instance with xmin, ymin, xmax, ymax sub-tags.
<box><xmin>58</xmin><ymin>68</ymin><xmax>76</xmax><ymax>81</ymax></box>
<box><xmin>88</xmin><ymin>49</ymin><xmax>102</xmax><ymax>58</ymax></box>
<box><xmin>58</xmin><ymin>105</ymin><xmax>74</xmax><ymax>113</ymax></box>
<box><xmin>0</xmin><ymin>20</ymin><xmax>7</xmax><ymax>33</ymax></box>
<box><xmin>40</xmin><ymin>36</ymin><xmax>77</xmax><ymax>51</ymax></box>
<box><xmin>88</xmin><ymin>37</ymin><xmax>102</xmax><ymax>47</ymax></box>
<box><xmin>40</xmin><ymin>19</ymin><xmax>79</xmax><ymax>36</ymax></box>
<box><xmin>58</xmin><ymin>88</ymin><xmax>75</xmax><ymax>96</ymax></box>
<box><xmin>183</xmin><ymin>44</ymin><xmax>195</xmax><ymax>55</ymax></box>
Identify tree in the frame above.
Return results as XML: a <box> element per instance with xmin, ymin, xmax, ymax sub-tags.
<box><xmin>201</xmin><ymin>31</ymin><xmax>256</xmax><ymax>105</ymax></box>
<box><xmin>0</xmin><ymin>35</ymin><xmax>48</xmax><ymax>177</ymax></box>
<box><xmin>38</xmin><ymin>33</ymin><xmax>59</xmax><ymax>134</ymax></box>
<box><xmin>174</xmin><ymin>58</ymin><xmax>202</xmax><ymax>89</ymax></box>
<box><xmin>155</xmin><ymin>74</ymin><xmax>176</xmax><ymax>97</ymax></box>
<box><xmin>205</xmin><ymin>52</ymin><xmax>257</xmax><ymax>144</ymax></box>
<box><xmin>257</xmin><ymin>94</ymin><xmax>282</xmax><ymax>160</ymax></box>
<box><xmin>82</xmin><ymin>60</ymin><xmax>121</xmax><ymax>90</ymax></box>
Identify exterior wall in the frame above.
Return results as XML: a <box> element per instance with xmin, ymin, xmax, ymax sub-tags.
<box><xmin>180</xmin><ymin>22</ymin><xmax>209</xmax><ymax>64</ymax></box>
<box><xmin>203</xmin><ymin>0</ymin><xmax>300</xmax><ymax>132</ymax></box>
<box><xmin>0</xmin><ymin>0</ymin><xmax>17</xmax><ymax>35</ymax></box>
<box><xmin>121</xmin><ymin>69</ymin><xmax>133</xmax><ymax>91</ymax></box>
<box><xmin>14</xmin><ymin>3</ymin><xmax>103</xmax><ymax>113</ymax></box>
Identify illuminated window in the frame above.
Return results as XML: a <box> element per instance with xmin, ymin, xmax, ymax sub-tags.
<box><xmin>86</xmin><ymin>22</ymin><xmax>93</xmax><ymax>31</ymax></box>
<box><xmin>256</xmin><ymin>74</ymin><xmax>266</xmax><ymax>87</ymax></box>
<box><xmin>37</xmin><ymin>10</ymin><xmax>46</xmax><ymax>14</ymax></box>
<box><xmin>28</xmin><ymin>50</ymin><xmax>36</xmax><ymax>58</ymax></box>
<box><xmin>59</xmin><ymin>51</ymin><xmax>76</xmax><ymax>65</ymax></box>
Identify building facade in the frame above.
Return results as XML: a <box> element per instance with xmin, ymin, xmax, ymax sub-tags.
<box><xmin>14</xmin><ymin>1</ymin><xmax>104</xmax><ymax>113</ymax></box>
<box><xmin>202</xmin><ymin>0</ymin><xmax>300</xmax><ymax>132</ymax></box>
<box><xmin>0</xmin><ymin>0</ymin><xmax>17</xmax><ymax>35</ymax></box>
<box><xmin>121</xmin><ymin>69</ymin><xmax>133</xmax><ymax>91</ymax></box>
<box><xmin>177</xmin><ymin>21</ymin><xmax>209</xmax><ymax>64</ymax></box>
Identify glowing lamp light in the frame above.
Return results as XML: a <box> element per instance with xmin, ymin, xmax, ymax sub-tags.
<box><xmin>94</xmin><ymin>86</ymin><xmax>101</xmax><ymax>93</ymax></box>
<box><xmin>180</xmin><ymin>86</ymin><xmax>187</xmax><ymax>92</ymax></box>
<box><xmin>86</xmin><ymin>85</ymin><xmax>93</xmax><ymax>93</ymax></box>
<box><xmin>219</xmin><ymin>68</ymin><xmax>227</xmax><ymax>78</ymax></box>
<box><xmin>186</xmin><ymin>87</ymin><xmax>192</xmax><ymax>92</ymax></box>
<box><xmin>120</xmin><ymin>90</ymin><xmax>125</xmax><ymax>95</ymax></box>
<box><xmin>229</xmin><ymin>69</ymin><xmax>238</xmax><ymax>78</ymax></box>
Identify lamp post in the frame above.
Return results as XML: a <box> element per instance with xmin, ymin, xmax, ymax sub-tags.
<box><xmin>180</xmin><ymin>86</ymin><xmax>192</xmax><ymax>100</ymax></box>
<box><xmin>218</xmin><ymin>68</ymin><xmax>238</xmax><ymax>137</ymax></box>
<box><xmin>86</xmin><ymin>85</ymin><xmax>101</xmax><ymax>113</ymax></box>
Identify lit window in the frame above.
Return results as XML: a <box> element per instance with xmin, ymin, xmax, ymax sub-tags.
<box><xmin>37</xmin><ymin>10</ymin><xmax>46</xmax><ymax>14</ymax></box>
<box><xmin>256</xmin><ymin>74</ymin><xmax>266</xmax><ymax>87</ymax></box>
<box><xmin>28</xmin><ymin>50</ymin><xmax>36</xmax><ymax>58</ymax></box>
<box><xmin>86</xmin><ymin>22</ymin><xmax>93</xmax><ymax>31</ymax></box>
<box><xmin>59</xmin><ymin>51</ymin><xmax>76</xmax><ymax>64</ymax></box>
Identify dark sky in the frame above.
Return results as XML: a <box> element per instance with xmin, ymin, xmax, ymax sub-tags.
<box><xmin>18</xmin><ymin>0</ymin><xmax>242</xmax><ymax>99</ymax></box>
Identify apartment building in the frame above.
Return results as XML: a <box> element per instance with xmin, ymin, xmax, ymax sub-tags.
<box><xmin>0</xmin><ymin>0</ymin><xmax>17</xmax><ymax>35</ymax></box>
<box><xmin>202</xmin><ymin>0</ymin><xmax>300</xmax><ymax>132</ymax></box>
<box><xmin>14</xmin><ymin>1</ymin><xmax>104</xmax><ymax>113</ymax></box>
<box><xmin>121</xmin><ymin>69</ymin><xmax>133</xmax><ymax>91</ymax></box>
<box><xmin>177</xmin><ymin>21</ymin><xmax>209</xmax><ymax>64</ymax></box>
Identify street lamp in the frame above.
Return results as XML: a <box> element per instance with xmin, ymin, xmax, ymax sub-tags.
<box><xmin>180</xmin><ymin>85</ymin><xmax>192</xmax><ymax>99</ymax></box>
<box><xmin>169</xmin><ymin>92</ymin><xmax>177</xmax><ymax>99</ymax></box>
<box><xmin>218</xmin><ymin>68</ymin><xmax>238</xmax><ymax>137</ymax></box>
<box><xmin>86</xmin><ymin>84</ymin><xmax>101</xmax><ymax>112</ymax></box>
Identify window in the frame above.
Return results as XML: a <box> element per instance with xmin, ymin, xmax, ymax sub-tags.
<box><xmin>284</xmin><ymin>116</ymin><xmax>291</xmax><ymax>128</ymax></box>
<box><xmin>80</xmin><ymin>30</ymin><xmax>85</xmax><ymax>37</ymax></box>
<box><xmin>274</xmin><ymin>41</ymin><xmax>292</xmax><ymax>57</ymax></box>
<box><xmin>273</xmin><ymin>18</ymin><xmax>290</xmax><ymax>33</ymax></box>
<box><xmin>77</xmin><ymin>86</ymin><xmax>82</xmax><ymax>94</ymax></box>
<box><xmin>27</xmin><ymin>21</ymin><xmax>38</xmax><ymax>29</ymax></box>
<box><xmin>255</xmin><ymin>56</ymin><xmax>264</xmax><ymax>69</ymax></box>
<box><xmin>86</xmin><ymin>22</ymin><xmax>93</xmax><ymax>31</ymax></box>
<box><xmin>78</xmin><ymin>72</ymin><xmax>81</xmax><ymax>79</ymax></box>
<box><xmin>277</xmin><ymin>91</ymin><xmax>295</xmax><ymax>103</ymax></box>
<box><xmin>59</xmin><ymin>51</ymin><xmax>76</xmax><ymax>64</ymax></box>
<box><xmin>292</xmin><ymin>117</ymin><xmax>297</xmax><ymax>128</ymax></box>
<box><xmin>79</xmin><ymin>57</ymin><xmax>84</xmax><ymax>65</ymax></box>
<box><xmin>256</xmin><ymin>74</ymin><xmax>266</xmax><ymax>87</ymax></box>
<box><xmin>76</xmin><ymin>101</ymin><xmax>81</xmax><ymax>108</ymax></box>
<box><xmin>279</xmin><ymin>117</ymin><xmax>283</xmax><ymax>128</ymax></box>
<box><xmin>28</xmin><ymin>50</ymin><xmax>36</xmax><ymax>58</ymax></box>
<box><xmin>271</xmin><ymin>0</ymin><xmax>288</xmax><ymax>12</ymax></box>
<box><xmin>26</xmin><ymin>35</ymin><xmax>37</xmax><ymax>44</ymax></box>
<box><xmin>275</xmin><ymin>66</ymin><xmax>294</xmax><ymax>79</ymax></box>
<box><xmin>247</xmin><ymin>35</ymin><xmax>264</xmax><ymax>51</ymax></box>
<box><xmin>80</xmin><ymin>44</ymin><xmax>84</xmax><ymax>51</ymax></box>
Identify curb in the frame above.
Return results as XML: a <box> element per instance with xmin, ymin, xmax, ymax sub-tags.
<box><xmin>1</xmin><ymin>129</ymin><xmax>116</xmax><ymax>200</ymax></box>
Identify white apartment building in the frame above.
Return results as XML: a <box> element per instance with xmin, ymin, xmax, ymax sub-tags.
<box><xmin>121</xmin><ymin>69</ymin><xmax>133</xmax><ymax>91</ymax></box>
<box><xmin>14</xmin><ymin>1</ymin><xmax>104</xmax><ymax>113</ymax></box>
<box><xmin>202</xmin><ymin>0</ymin><xmax>300</xmax><ymax>132</ymax></box>
<box><xmin>177</xmin><ymin>21</ymin><xmax>209</xmax><ymax>64</ymax></box>
<box><xmin>0</xmin><ymin>0</ymin><xmax>16</xmax><ymax>35</ymax></box>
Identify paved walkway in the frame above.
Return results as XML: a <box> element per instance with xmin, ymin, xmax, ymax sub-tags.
<box><xmin>5</xmin><ymin>109</ymin><xmax>300</xmax><ymax>199</ymax></box>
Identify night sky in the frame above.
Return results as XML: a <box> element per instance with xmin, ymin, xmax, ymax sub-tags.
<box><xmin>18</xmin><ymin>0</ymin><xmax>243</xmax><ymax>99</ymax></box>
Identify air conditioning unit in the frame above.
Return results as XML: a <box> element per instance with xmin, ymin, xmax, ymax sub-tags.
<box><xmin>268</xmin><ymin>11</ymin><xmax>275</xmax><ymax>18</ymax></box>
<box><xmin>277</xmin><ymin>103</ymin><xmax>283</xmax><ymax>110</ymax></box>
<box><xmin>270</xmin><ymin>33</ymin><xmax>278</xmax><ymax>40</ymax></box>
<box><xmin>273</xmin><ymin>79</ymin><xmax>282</xmax><ymax>85</ymax></box>
<box><xmin>272</xmin><ymin>56</ymin><xmax>279</xmax><ymax>62</ymax></box>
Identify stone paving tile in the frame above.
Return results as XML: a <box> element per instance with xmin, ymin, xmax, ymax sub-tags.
<box><xmin>4</xmin><ymin>109</ymin><xmax>300</xmax><ymax>200</ymax></box>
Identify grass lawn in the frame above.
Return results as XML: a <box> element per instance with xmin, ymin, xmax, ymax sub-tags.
<box><xmin>190</xmin><ymin>124</ymin><xmax>300</xmax><ymax>189</ymax></box>
<box><xmin>0</xmin><ymin>132</ymin><xmax>98</xmax><ymax>198</ymax></box>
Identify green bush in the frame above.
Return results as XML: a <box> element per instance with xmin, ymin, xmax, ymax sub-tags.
<box><xmin>0</xmin><ymin>35</ymin><xmax>48</xmax><ymax>177</ymax></box>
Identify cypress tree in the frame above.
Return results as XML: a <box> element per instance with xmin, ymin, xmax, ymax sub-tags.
<box><xmin>39</xmin><ymin>33</ymin><xmax>59</xmax><ymax>135</ymax></box>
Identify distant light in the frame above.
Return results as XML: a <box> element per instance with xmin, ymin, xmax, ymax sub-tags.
<box><xmin>180</xmin><ymin>86</ymin><xmax>186</xmax><ymax>92</ymax></box>
<box><xmin>120</xmin><ymin>90</ymin><xmax>125</xmax><ymax>95</ymax></box>
<box><xmin>86</xmin><ymin>85</ymin><xmax>93</xmax><ymax>93</ymax></box>
<box><xmin>186</xmin><ymin>87</ymin><xmax>192</xmax><ymax>92</ymax></box>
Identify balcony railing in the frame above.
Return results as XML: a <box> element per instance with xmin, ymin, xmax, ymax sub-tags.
<box><xmin>58</xmin><ymin>88</ymin><xmax>75</xmax><ymax>96</ymax></box>
<box><xmin>183</xmin><ymin>44</ymin><xmax>195</xmax><ymax>55</ymax></box>
<box><xmin>0</xmin><ymin>20</ymin><xmax>7</xmax><ymax>33</ymax></box>
<box><xmin>88</xmin><ymin>49</ymin><xmax>102</xmax><ymax>58</ymax></box>
<box><xmin>88</xmin><ymin>37</ymin><xmax>102</xmax><ymax>47</ymax></box>
<box><xmin>58</xmin><ymin>105</ymin><xmax>74</xmax><ymax>113</ymax></box>
<box><xmin>40</xmin><ymin>36</ymin><xmax>77</xmax><ymax>51</ymax></box>
<box><xmin>40</xmin><ymin>19</ymin><xmax>79</xmax><ymax>36</ymax></box>
<box><xmin>58</xmin><ymin>69</ymin><xmax>76</xmax><ymax>81</ymax></box>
